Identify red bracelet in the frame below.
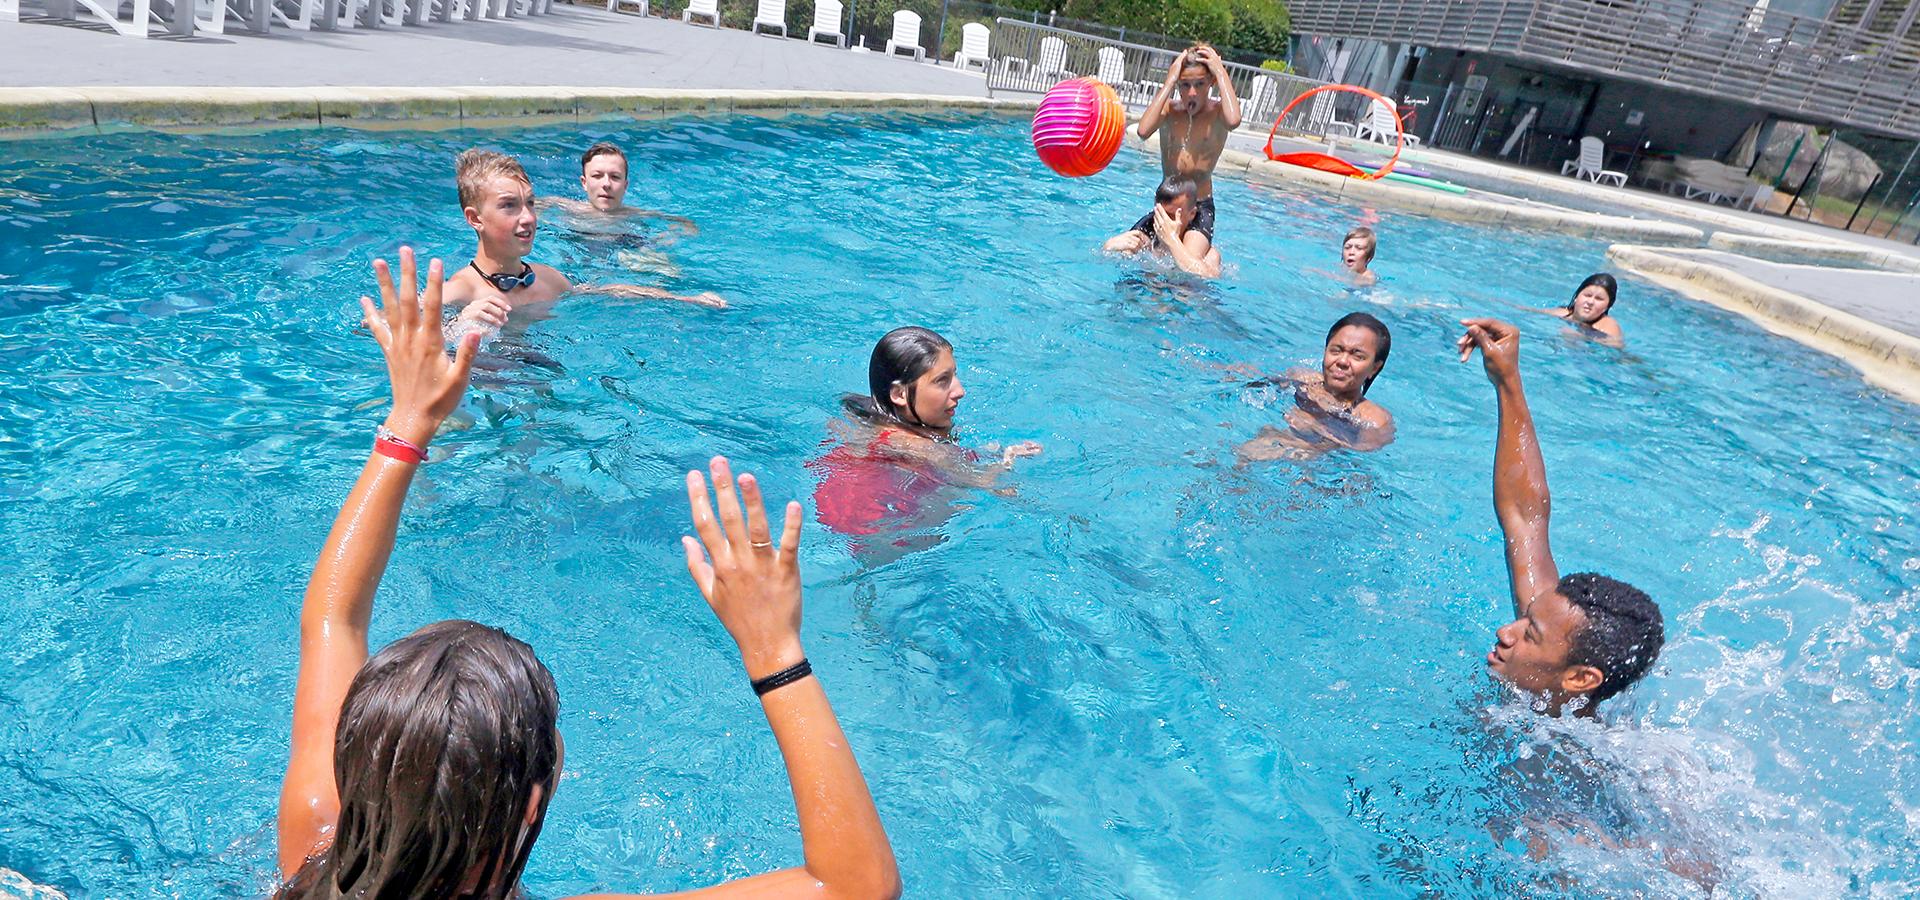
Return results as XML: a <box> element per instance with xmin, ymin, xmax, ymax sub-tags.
<box><xmin>374</xmin><ymin>425</ymin><xmax>428</xmax><ymax>464</ymax></box>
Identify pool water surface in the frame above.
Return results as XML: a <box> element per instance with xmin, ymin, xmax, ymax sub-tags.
<box><xmin>1</xmin><ymin>112</ymin><xmax>1917</xmax><ymax>897</ymax></box>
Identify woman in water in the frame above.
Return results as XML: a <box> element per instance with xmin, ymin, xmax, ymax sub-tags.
<box><xmin>811</xmin><ymin>327</ymin><xmax>1040</xmax><ymax>540</ymax></box>
<box><xmin>1539</xmin><ymin>272</ymin><xmax>1624</xmax><ymax>345</ymax></box>
<box><xmin>1235</xmin><ymin>312</ymin><xmax>1396</xmax><ymax>462</ymax></box>
<box><xmin>277</xmin><ymin>249</ymin><xmax>900</xmax><ymax>900</ymax></box>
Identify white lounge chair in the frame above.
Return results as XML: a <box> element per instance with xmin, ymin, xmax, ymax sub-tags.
<box><xmin>1035</xmin><ymin>35</ymin><xmax>1072</xmax><ymax>81</ymax></box>
<box><xmin>1354</xmin><ymin>99</ymin><xmax>1419</xmax><ymax>147</ymax></box>
<box><xmin>806</xmin><ymin>0</ymin><xmax>842</xmax><ymax>45</ymax></box>
<box><xmin>606</xmin><ymin>0</ymin><xmax>645</xmax><ymax>16</ymax></box>
<box><xmin>751</xmin><ymin>0</ymin><xmax>784</xmax><ymax>36</ymax></box>
<box><xmin>1561</xmin><ymin>136</ymin><xmax>1627</xmax><ymax>186</ymax></box>
<box><xmin>953</xmin><ymin>22</ymin><xmax>989</xmax><ymax>72</ymax></box>
<box><xmin>682</xmin><ymin>0</ymin><xmax>716</xmax><ymax>26</ymax></box>
<box><xmin>1246</xmin><ymin>75</ymin><xmax>1276</xmax><ymax>129</ymax></box>
<box><xmin>884</xmin><ymin>10</ymin><xmax>923</xmax><ymax>60</ymax></box>
<box><xmin>1096</xmin><ymin>47</ymin><xmax>1147</xmax><ymax>105</ymax></box>
<box><xmin>45</xmin><ymin>0</ymin><xmax>194</xmax><ymax>36</ymax></box>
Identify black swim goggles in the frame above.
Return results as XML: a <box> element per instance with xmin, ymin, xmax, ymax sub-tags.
<box><xmin>471</xmin><ymin>261</ymin><xmax>536</xmax><ymax>292</ymax></box>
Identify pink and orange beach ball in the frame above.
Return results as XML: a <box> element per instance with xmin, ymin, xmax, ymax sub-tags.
<box><xmin>1031</xmin><ymin>78</ymin><xmax>1125</xmax><ymax>178</ymax></box>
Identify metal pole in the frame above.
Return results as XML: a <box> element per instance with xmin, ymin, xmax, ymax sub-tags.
<box><xmin>1785</xmin><ymin>131</ymin><xmax>1836</xmax><ymax>220</ymax></box>
<box><xmin>934</xmin><ymin>0</ymin><xmax>948</xmax><ymax>64</ymax></box>
<box><xmin>1845</xmin><ymin>173</ymin><xmax>1881</xmax><ymax>231</ymax></box>
<box><xmin>1863</xmin><ymin>141</ymin><xmax>1918</xmax><ymax>236</ymax></box>
<box><xmin>846</xmin><ymin>0</ymin><xmax>856</xmax><ymax>46</ymax></box>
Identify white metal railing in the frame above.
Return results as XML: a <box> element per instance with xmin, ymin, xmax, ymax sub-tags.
<box><xmin>985</xmin><ymin>18</ymin><xmax>1354</xmax><ymax>136</ymax></box>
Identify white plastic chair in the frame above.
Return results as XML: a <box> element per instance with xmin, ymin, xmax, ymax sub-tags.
<box><xmin>806</xmin><ymin>0</ymin><xmax>842</xmax><ymax>45</ymax></box>
<box><xmin>953</xmin><ymin>22</ymin><xmax>989</xmax><ymax>71</ymax></box>
<box><xmin>1561</xmin><ymin>136</ymin><xmax>1627</xmax><ymax>186</ymax></box>
<box><xmin>1097</xmin><ymin>47</ymin><xmax>1144</xmax><ymax>104</ymax></box>
<box><xmin>606</xmin><ymin>0</ymin><xmax>644</xmax><ymax>15</ymax></box>
<box><xmin>1247</xmin><ymin>75</ymin><xmax>1276</xmax><ymax>130</ymax></box>
<box><xmin>681</xmin><ymin>0</ymin><xmax>715</xmax><ymax>26</ymax></box>
<box><xmin>751</xmin><ymin>0</ymin><xmax>784</xmax><ymax>35</ymax></box>
<box><xmin>47</xmin><ymin>0</ymin><xmax>194</xmax><ymax>35</ymax></box>
<box><xmin>1354</xmin><ymin>99</ymin><xmax>1418</xmax><ymax>147</ymax></box>
<box><xmin>884</xmin><ymin>9</ymin><xmax>922</xmax><ymax>61</ymax></box>
<box><xmin>1035</xmin><ymin>35</ymin><xmax>1072</xmax><ymax>80</ymax></box>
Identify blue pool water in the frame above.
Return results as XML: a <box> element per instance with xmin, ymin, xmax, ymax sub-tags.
<box><xmin>2</xmin><ymin>112</ymin><xmax>1917</xmax><ymax>897</ymax></box>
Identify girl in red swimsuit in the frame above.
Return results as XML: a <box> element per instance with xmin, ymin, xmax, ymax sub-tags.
<box><xmin>810</xmin><ymin>327</ymin><xmax>1041</xmax><ymax>542</ymax></box>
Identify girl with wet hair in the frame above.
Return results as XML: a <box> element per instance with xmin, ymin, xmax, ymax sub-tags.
<box><xmin>1539</xmin><ymin>272</ymin><xmax>1624</xmax><ymax>345</ymax></box>
<box><xmin>812</xmin><ymin>326</ymin><xmax>1041</xmax><ymax>540</ymax></box>
<box><xmin>277</xmin><ymin>249</ymin><xmax>900</xmax><ymax>900</ymax></box>
<box><xmin>1235</xmin><ymin>311</ymin><xmax>1397</xmax><ymax>462</ymax></box>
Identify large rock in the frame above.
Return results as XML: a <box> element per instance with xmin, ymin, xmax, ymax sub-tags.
<box><xmin>1744</xmin><ymin>122</ymin><xmax>1884</xmax><ymax>200</ymax></box>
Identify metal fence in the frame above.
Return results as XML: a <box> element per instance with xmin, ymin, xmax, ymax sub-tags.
<box><xmin>1287</xmin><ymin>0</ymin><xmax>1920</xmax><ymax>141</ymax></box>
<box><xmin>984</xmin><ymin>18</ymin><xmax>1340</xmax><ymax>135</ymax></box>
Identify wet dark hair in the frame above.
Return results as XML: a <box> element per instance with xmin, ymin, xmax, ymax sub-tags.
<box><xmin>1559</xmin><ymin>572</ymin><xmax>1664</xmax><ymax>704</ymax></box>
<box><xmin>1155</xmin><ymin>174</ymin><xmax>1200</xmax><ymax>206</ymax></box>
<box><xmin>1326</xmin><ymin>311</ymin><xmax>1391</xmax><ymax>394</ymax></box>
<box><xmin>842</xmin><ymin>326</ymin><xmax>954</xmax><ymax>429</ymax></box>
<box><xmin>277</xmin><ymin>620</ymin><xmax>560</xmax><ymax>900</ymax></box>
<box><xmin>1570</xmin><ymin>273</ymin><xmax>1618</xmax><ymax>314</ymax></box>
<box><xmin>580</xmin><ymin>141</ymin><xmax>627</xmax><ymax>173</ymax></box>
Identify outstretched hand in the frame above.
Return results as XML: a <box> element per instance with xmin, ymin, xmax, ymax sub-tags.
<box><xmin>682</xmin><ymin>456</ymin><xmax>806</xmax><ymax>679</ymax></box>
<box><xmin>1458</xmin><ymin>317</ymin><xmax>1522</xmax><ymax>385</ymax></box>
<box><xmin>359</xmin><ymin>248</ymin><xmax>480</xmax><ymax>446</ymax></box>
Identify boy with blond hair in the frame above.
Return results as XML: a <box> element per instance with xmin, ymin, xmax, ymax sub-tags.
<box><xmin>1341</xmin><ymin>227</ymin><xmax>1378</xmax><ymax>286</ymax></box>
<box><xmin>446</xmin><ymin>149</ymin><xmax>723</xmax><ymax>332</ymax></box>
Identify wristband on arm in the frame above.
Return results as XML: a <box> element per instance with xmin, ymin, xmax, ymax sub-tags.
<box><xmin>751</xmin><ymin>659</ymin><xmax>813</xmax><ymax>697</ymax></box>
<box><xmin>373</xmin><ymin>425</ymin><xmax>428</xmax><ymax>464</ymax></box>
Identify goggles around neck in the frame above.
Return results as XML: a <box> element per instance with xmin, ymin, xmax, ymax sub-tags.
<box><xmin>472</xmin><ymin>261</ymin><xmax>536</xmax><ymax>292</ymax></box>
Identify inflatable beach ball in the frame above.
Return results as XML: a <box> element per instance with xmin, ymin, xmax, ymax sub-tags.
<box><xmin>1031</xmin><ymin>78</ymin><xmax>1125</xmax><ymax>178</ymax></box>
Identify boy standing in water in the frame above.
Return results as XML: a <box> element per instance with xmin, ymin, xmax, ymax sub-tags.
<box><xmin>541</xmin><ymin>142</ymin><xmax>698</xmax><ymax>233</ymax></box>
<box><xmin>1108</xmin><ymin>44</ymin><xmax>1242</xmax><ymax>266</ymax></box>
<box><xmin>1458</xmin><ymin>318</ymin><xmax>1664</xmax><ymax>717</ymax></box>
<box><xmin>449</xmin><ymin>149</ymin><xmax>723</xmax><ymax>333</ymax></box>
<box><xmin>1341</xmin><ymin>227</ymin><xmax>1378</xmax><ymax>286</ymax></box>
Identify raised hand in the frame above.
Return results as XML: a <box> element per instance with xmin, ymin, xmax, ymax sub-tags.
<box><xmin>1458</xmin><ymin>318</ymin><xmax>1523</xmax><ymax>385</ymax></box>
<box><xmin>1152</xmin><ymin>205</ymin><xmax>1182</xmax><ymax>246</ymax></box>
<box><xmin>359</xmin><ymin>248</ymin><xmax>480</xmax><ymax>446</ymax></box>
<box><xmin>682</xmin><ymin>456</ymin><xmax>806</xmax><ymax>679</ymax></box>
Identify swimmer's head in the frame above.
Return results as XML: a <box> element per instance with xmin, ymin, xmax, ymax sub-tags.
<box><xmin>1488</xmin><ymin>573</ymin><xmax>1664</xmax><ymax>713</ymax></box>
<box><xmin>457</xmin><ymin>149</ymin><xmax>537</xmax><ymax>258</ymax></box>
<box><xmin>1173</xmin><ymin>44</ymin><xmax>1213</xmax><ymax>109</ymax></box>
<box><xmin>579</xmin><ymin>142</ymin><xmax>629</xmax><ymax>212</ymax></box>
<box><xmin>1155</xmin><ymin>174</ymin><xmax>1201</xmax><ymax>230</ymax></box>
<box><xmin>278</xmin><ymin>620</ymin><xmax>560</xmax><ymax>900</ymax></box>
<box><xmin>1568</xmin><ymin>273</ymin><xmax>1617</xmax><ymax>325</ymax></box>
<box><xmin>1341</xmin><ymin>227</ymin><xmax>1376</xmax><ymax>272</ymax></box>
<box><xmin>1323</xmin><ymin>311</ymin><xmax>1390</xmax><ymax>396</ymax></box>
<box><xmin>867</xmin><ymin>326</ymin><xmax>962</xmax><ymax>431</ymax></box>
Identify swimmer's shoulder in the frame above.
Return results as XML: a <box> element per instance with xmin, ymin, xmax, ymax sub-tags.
<box><xmin>529</xmin><ymin>263</ymin><xmax>572</xmax><ymax>298</ymax></box>
<box><xmin>1357</xmin><ymin>400</ymin><xmax>1393</xmax><ymax>431</ymax></box>
<box><xmin>442</xmin><ymin>265</ymin><xmax>484</xmax><ymax>304</ymax></box>
<box><xmin>1594</xmin><ymin>316</ymin><xmax>1624</xmax><ymax>340</ymax></box>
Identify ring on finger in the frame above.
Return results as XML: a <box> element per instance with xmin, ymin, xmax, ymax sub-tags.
<box><xmin>751</xmin><ymin>540</ymin><xmax>773</xmax><ymax>549</ymax></box>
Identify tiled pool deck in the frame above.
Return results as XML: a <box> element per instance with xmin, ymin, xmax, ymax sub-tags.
<box><xmin>3</xmin><ymin>4</ymin><xmax>1916</xmax><ymax>397</ymax></box>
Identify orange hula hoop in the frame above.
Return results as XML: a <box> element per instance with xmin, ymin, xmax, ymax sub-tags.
<box><xmin>1263</xmin><ymin>84</ymin><xmax>1404</xmax><ymax>181</ymax></box>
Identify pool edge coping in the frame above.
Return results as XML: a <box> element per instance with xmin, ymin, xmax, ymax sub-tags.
<box><xmin>1608</xmin><ymin>244</ymin><xmax>1920</xmax><ymax>402</ymax></box>
<box><xmin>0</xmin><ymin>86</ymin><xmax>1035</xmax><ymax>138</ymax></box>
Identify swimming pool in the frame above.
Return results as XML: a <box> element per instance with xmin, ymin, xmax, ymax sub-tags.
<box><xmin>2</xmin><ymin>111</ymin><xmax>1916</xmax><ymax>897</ymax></box>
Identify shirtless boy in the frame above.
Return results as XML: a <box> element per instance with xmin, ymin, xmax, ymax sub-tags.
<box><xmin>541</xmin><ymin>142</ymin><xmax>698</xmax><ymax>234</ymax></box>
<box><xmin>1341</xmin><ymin>227</ymin><xmax>1378</xmax><ymax>286</ymax></box>
<box><xmin>450</xmin><ymin>149</ymin><xmax>723</xmax><ymax>333</ymax></box>
<box><xmin>1108</xmin><ymin>44</ymin><xmax>1242</xmax><ymax>265</ymax></box>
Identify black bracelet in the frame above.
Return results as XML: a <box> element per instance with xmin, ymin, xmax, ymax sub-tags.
<box><xmin>751</xmin><ymin>659</ymin><xmax>813</xmax><ymax>697</ymax></box>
